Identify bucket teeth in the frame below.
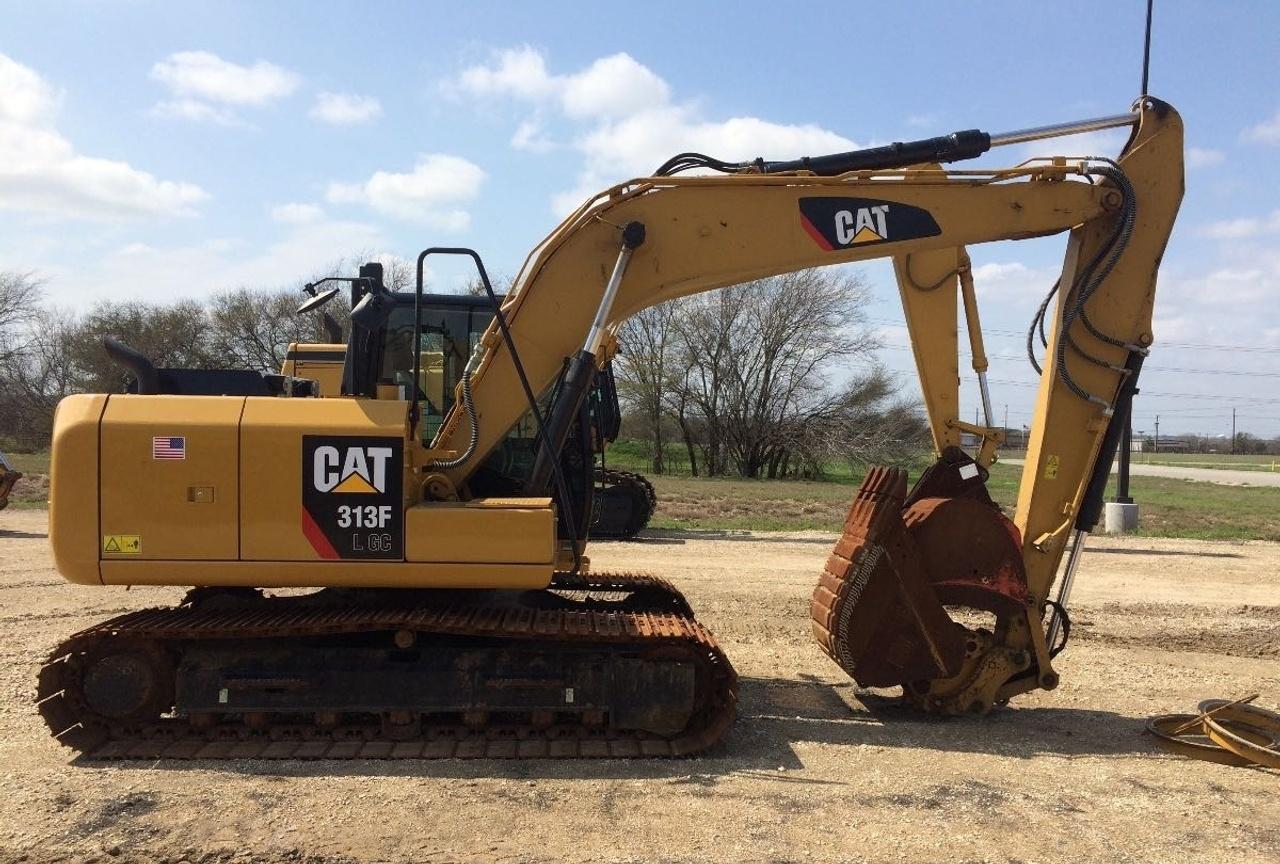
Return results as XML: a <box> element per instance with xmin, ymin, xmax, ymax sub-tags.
<box><xmin>811</xmin><ymin>466</ymin><xmax>965</xmax><ymax>687</ymax></box>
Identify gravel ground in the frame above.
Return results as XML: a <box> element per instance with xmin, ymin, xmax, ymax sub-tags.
<box><xmin>2</xmin><ymin>508</ymin><xmax>1277</xmax><ymax>864</ymax></box>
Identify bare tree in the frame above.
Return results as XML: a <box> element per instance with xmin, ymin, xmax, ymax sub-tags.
<box><xmin>615</xmin><ymin>302</ymin><xmax>679</xmax><ymax>472</ymax></box>
<box><xmin>208</xmin><ymin>288</ymin><xmax>342</xmax><ymax>372</ymax></box>
<box><xmin>0</xmin><ymin>308</ymin><xmax>78</xmax><ymax>446</ymax></box>
<box><xmin>612</xmin><ymin>267</ymin><xmax>924</xmax><ymax>478</ymax></box>
<box><xmin>668</xmin><ymin>286</ymin><xmax>746</xmax><ymax>475</ymax></box>
<box><xmin>665</xmin><ymin>269</ymin><xmax>885</xmax><ymax>477</ymax></box>
<box><xmin>61</xmin><ymin>300</ymin><xmax>216</xmax><ymax>393</ymax></box>
<box><xmin>0</xmin><ymin>271</ymin><xmax>40</xmax><ymax>365</ymax></box>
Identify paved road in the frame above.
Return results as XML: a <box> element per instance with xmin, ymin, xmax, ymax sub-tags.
<box><xmin>1001</xmin><ymin>458</ymin><xmax>1280</xmax><ymax>487</ymax></box>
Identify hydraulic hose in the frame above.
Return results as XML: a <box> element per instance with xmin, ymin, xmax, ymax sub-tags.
<box><xmin>424</xmin><ymin>371</ymin><xmax>479</xmax><ymax>470</ymax></box>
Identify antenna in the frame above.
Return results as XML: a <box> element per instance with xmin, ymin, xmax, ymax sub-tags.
<box><xmin>1140</xmin><ymin>0</ymin><xmax>1154</xmax><ymax>95</ymax></box>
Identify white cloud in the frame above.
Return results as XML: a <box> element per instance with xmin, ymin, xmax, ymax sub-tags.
<box><xmin>451</xmin><ymin>46</ymin><xmax>558</xmax><ymax>102</ymax></box>
<box><xmin>559</xmin><ymin>53</ymin><xmax>669</xmax><ymax>119</ymax></box>
<box><xmin>967</xmin><ymin>259</ymin><xmax>1060</xmax><ymax>304</ymax></box>
<box><xmin>1186</xmin><ymin>146</ymin><xmax>1225</xmax><ymax>169</ymax></box>
<box><xmin>450</xmin><ymin>46</ymin><xmax>669</xmax><ymax>119</ymax></box>
<box><xmin>151</xmin><ymin>98</ymin><xmax>247</xmax><ymax>128</ymax></box>
<box><xmin>449</xmin><ymin>47</ymin><xmax>855</xmax><ymax>214</ymax></box>
<box><xmin>93</xmin><ymin>218</ymin><xmax>388</xmax><ymax>303</ymax></box>
<box><xmin>326</xmin><ymin>153</ymin><xmax>485</xmax><ymax>228</ymax></box>
<box><xmin>0</xmin><ymin>52</ymin><xmax>60</xmax><ymax>124</ymax></box>
<box><xmin>0</xmin><ymin>52</ymin><xmax>208</xmax><ymax>221</ymax></box>
<box><xmin>270</xmin><ymin>202</ymin><xmax>324</xmax><ymax>224</ymax></box>
<box><xmin>1200</xmin><ymin>210</ymin><xmax>1280</xmax><ymax>240</ymax></box>
<box><xmin>511</xmin><ymin>119</ymin><xmax>554</xmax><ymax>153</ymax></box>
<box><xmin>1162</xmin><ymin>245</ymin><xmax>1280</xmax><ymax>309</ymax></box>
<box><xmin>151</xmin><ymin>51</ymin><xmax>300</xmax><ymax>106</ymax></box>
<box><xmin>906</xmin><ymin>112</ymin><xmax>939</xmax><ymax>129</ymax></box>
<box><xmin>555</xmin><ymin>106</ymin><xmax>855</xmax><ymax>213</ymax></box>
<box><xmin>310</xmin><ymin>92</ymin><xmax>382</xmax><ymax>126</ymax></box>
<box><xmin>150</xmin><ymin>51</ymin><xmax>300</xmax><ymax>125</ymax></box>
<box><xmin>1242</xmin><ymin>109</ymin><xmax>1280</xmax><ymax>145</ymax></box>
<box><xmin>972</xmin><ymin>262</ymin><xmax>1030</xmax><ymax>282</ymax></box>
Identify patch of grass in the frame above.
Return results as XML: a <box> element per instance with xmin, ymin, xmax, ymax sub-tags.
<box><xmin>5</xmin><ymin>449</ymin><xmax>50</xmax><ymax>474</ymax></box>
<box><xmin>648</xmin><ymin>474</ymin><xmax>868</xmax><ymax>532</ymax></box>
<box><xmin>1096</xmin><ymin>473</ymin><xmax>1280</xmax><ymax>542</ymax></box>
<box><xmin>2</xmin><ymin>449</ymin><xmax>50</xmax><ymax>509</ymax></box>
<box><xmin>645</xmin><ymin>458</ymin><xmax>1280</xmax><ymax>541</ymax></box>
<box><xmin>1006</xmin><ymin>448</ymin><xmax>1280</xmax><ymax>472</ymax></box>
<box><xmin>1131</xmin><ymin>454</ymin><xmax>1280</xmax><ymax>472</ymax></box>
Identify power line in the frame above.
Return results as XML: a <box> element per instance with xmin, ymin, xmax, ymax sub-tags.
<box><xmin>878</xmin><ymin>343</ymin><xmax>1280</xmax><ymax>378</ymax></box>
<box><xmin>868</xmin><ymin>318</ymin><xmax>1280</xmax><ymax>355</ymax></box>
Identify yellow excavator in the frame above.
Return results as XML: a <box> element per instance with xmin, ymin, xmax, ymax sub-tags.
<box><xmin>37</xmin><ymin>97</ymin><xmax>1182</xmax><ymax>758</ymax></box>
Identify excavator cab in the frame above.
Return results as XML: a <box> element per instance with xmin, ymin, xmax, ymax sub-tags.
<box><xmin>285</xmin><ymin>264</ymin><xmax>651</xmax><ymax>539</ymax></box>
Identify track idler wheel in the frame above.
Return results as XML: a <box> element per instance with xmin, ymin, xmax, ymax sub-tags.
<box><xmin>76</xmin><ymin>640</ymin><xmax>174</xmax><ymax>725</ymax></box>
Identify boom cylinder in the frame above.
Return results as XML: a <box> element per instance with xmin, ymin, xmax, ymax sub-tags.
<box><xmin>526</xmin><ymin>222</ymin><xmax>645</xmax><ymax>495</ymax></box>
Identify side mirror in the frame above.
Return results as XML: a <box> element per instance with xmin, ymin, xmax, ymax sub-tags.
<box><xmin>350</xmin><ymin>284</ymin><xmax>395</xmax><ymax>330</ymax></box>
<box><xmin>297</xmin><ymin>285</ymin><xmax>340</xmax><ymax>315</ymax></box>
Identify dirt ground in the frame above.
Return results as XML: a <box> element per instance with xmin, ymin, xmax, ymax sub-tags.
<box><xmin>1</xmin><ymin>508</ymin><xmax>1277</xmax><ymax>864</ymax></box>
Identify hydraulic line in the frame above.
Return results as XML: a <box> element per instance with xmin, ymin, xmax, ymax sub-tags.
<box><xmin>1026</xmin><ymin>160</ymin><xmax>1138</xmax><ymax>412</ymax></box>
<box><xmin>424</xmin><ymin>369</ymin><xmax>478</xmax><ymax>470</ymax></box>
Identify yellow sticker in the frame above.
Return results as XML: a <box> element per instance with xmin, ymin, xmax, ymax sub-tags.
<box><xmin>102</xmin><ymin>535</ymin><xmax>141</xmax><ymax>554</ymax></box>
<box><xmin>1044</xmin><ymin>455</ymin><xmax>1060</xmax><ymax>480</ymax></box>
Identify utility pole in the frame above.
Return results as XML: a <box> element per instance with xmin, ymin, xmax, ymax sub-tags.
<box><xmin>1003</xmin><ymin>403</ymin><xmax>1008</xmax><ymax>434</ymax></box>
<box><xmin>1154</xmin><ymin>415</ymin><xmax>1159</xmax><ymax>453</ymax></box>
<box><xmin>1115</xmin><ymin>402</ymin><xmax>1133</xmax><ymax>504</ymax></box>
<box><xmin>1105</xmin><ymin>391</ymin><xmax>1139</xmax><ymax>535</ymax></box>
<box><xmin>1232</xmin><ymin>408</ymin><xmax>1237</xmax><ymax>454</ymax></box>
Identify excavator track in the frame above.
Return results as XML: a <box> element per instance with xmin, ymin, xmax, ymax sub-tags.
<box><xmin>551</xmin><ymin>569</ymin><xmax>693</xmax><ymax>617</ymax></box>
<box><xmin>36</xmin><ymin>572</ymin><xmax>736</xmax><ymax>760</ymax></box>
<box><xmin>0</xmin><ymin>452</ymin><xmax>21</xmax><ymax>512</ymax></box>
<box><xmin>591</xmin><ymin>468</ymin><xmax>657</xmax><ymax>540</ymax></box>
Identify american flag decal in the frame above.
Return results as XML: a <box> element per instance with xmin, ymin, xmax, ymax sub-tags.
<box><xmin>152</xmin><ymin>436</ymin><xmax>186</xmax><ymax>460</ymax></box>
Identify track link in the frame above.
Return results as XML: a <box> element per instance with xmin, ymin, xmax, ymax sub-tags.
<box><xmin>37</xmin><ymin>572</ymin><xmax>736</xmax><ymax>760</ymax></box>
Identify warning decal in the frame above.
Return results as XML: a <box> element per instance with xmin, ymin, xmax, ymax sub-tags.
<box><xmin>301</xmin><ymin>435</ymin><xmax>403</xmax><ymax>560</ymax></box>
<box><xmin>1044</xmin><ymin>455</ymin><xmax>1060</xmax><ymax>480</ymax></box>
<box><xmin>103</xmin><ymin>535</ymin><xmax>141</xmax><ymax>554</ymax></box>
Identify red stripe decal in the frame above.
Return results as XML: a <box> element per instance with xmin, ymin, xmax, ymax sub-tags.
<box><xmin>800</xmin><ymin>214</ymin><xmax>834</xmax><ymax>251</ymax></box>
<box><xmin>300</xmin><ymin>509</ymin><xmax>340</xmax><ymax>560</ymax></box>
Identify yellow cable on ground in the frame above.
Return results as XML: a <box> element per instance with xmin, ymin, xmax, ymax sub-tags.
<box><xmin>1198</xmin><ymin>699</ymin><xmax>1280</xmax><ymax>770</ymax></box>
<box><xmin>1147</xmin><ymin>697</ymin><xmax>1280</xmax><ymax>770</ymax></box>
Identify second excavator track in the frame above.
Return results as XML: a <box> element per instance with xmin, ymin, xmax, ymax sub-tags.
<box><xmin>37</xmin><ymin>571</ymin><xmax>736</xmax><ymax>760</ymax></box>
<box><xmin>591</xmin><ymin>468</ymin><xmax>657</xmax><ymax>540</ymax></box>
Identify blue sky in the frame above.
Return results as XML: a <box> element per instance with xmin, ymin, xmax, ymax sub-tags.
<box><xmin>3</xmin><ymin>0</ymin><xmax>1279</xmax><ymax>437</ymax></box>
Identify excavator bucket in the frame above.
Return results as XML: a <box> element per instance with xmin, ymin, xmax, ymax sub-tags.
<box><xmin>811</xmin><ymin>449</ymin><xmax>1029</xmax><ymax>692</ymax></box>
